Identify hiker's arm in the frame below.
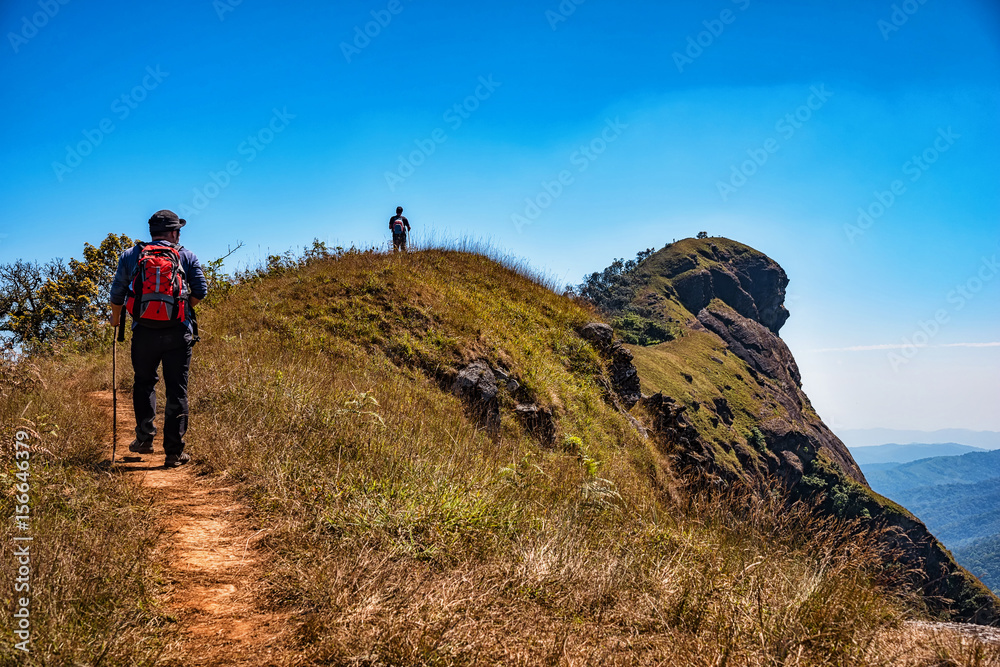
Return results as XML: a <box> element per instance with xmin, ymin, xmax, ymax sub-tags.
<box><xmin>185</xmin><ymin>252</ymin><xmax>209</xmax><ymax>306</ymax></box>
<box><xmin>108</xmin><ymin>252</ymin><xmax>130</xmax><ymax>325</ymax></box>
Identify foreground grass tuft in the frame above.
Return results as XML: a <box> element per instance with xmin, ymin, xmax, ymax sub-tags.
<box><xmin>0</xmin><ymin>353</ymin><xmax>171</xmax><ymax>666</ymax></box>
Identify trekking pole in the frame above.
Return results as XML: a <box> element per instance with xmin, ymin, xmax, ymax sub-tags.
<box><xmin>112</xmin><ymin>315</ymin><xmax>126</xmax><ymax>464</ymax></box>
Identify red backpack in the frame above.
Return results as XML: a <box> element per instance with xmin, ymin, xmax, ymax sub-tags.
<box><xmin>392</xmin><ymin>217</ymin><xmax>406</xmax><ymax>234</ymax></box>
<box><xmin>126</xmin><ymin>243</ymin><xmax>188</xmax><ymax>326</ymax></box>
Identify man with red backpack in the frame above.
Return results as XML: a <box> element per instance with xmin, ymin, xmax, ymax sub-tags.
<box><xmin>389</xmin><ymin>206</ymin><xmax>411</xmax><ymax>251</ymax></box>
<box><xmin>109</xmin><ymin>210</ymin><xmax>209</xmax><ymax>468</ymax></box>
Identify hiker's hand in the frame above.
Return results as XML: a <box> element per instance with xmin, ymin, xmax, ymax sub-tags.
<box><xmin>110</xmin><ymin>304</ymin><xmax>123</xmax><ymax>327</ymax></box>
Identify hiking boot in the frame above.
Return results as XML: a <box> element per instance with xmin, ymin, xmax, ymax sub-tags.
<box><xmin>164</xmin><ymin>452</ymin><xmax>191</xmax><ymax>468</ymax></box>
<box><xmin>128</xmin><ymin>439</ymin><xmax>154</xmax><ymax>454</ymax></box>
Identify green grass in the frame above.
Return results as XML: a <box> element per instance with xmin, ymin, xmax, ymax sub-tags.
<box><xmin>629</xmin><ymin>329</ymin><xmax>782</xmax><ymax>471</ymax></box>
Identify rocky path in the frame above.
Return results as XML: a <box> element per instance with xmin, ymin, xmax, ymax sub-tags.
<box><xmin>906</xmin><ymin>620</ymin><xmax>1000</xmax><ymax>644</ymax></box>
<box><xmin>90</xmin><ymin>390</ymin><xmax>294</xmax><ymax>666</ymax></box>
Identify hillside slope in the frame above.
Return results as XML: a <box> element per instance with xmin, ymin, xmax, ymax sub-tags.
<box><xmin>611</xmin><ymin>237</ymin><xmax>999</xmax><ymax>623</ymax></box>
<box><xmin>186</xmin><ymin>246</ymin><xmax>918</xmax><ymax>661</ymax></box>
<box><xmin>4</xmin><ymin>241</ymin><xmax>999</xmax><ymax>664</ymax></box>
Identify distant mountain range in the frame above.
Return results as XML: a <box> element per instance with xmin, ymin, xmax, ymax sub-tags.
<box><xmin>839</xmin><ymin>428</ymin><xmax>1000</xmax><ymax>449</ymax></box>
<box><xmin>849</xmin><ymin>443</ymin><xmax>985</xmax><ymax>466</ymax></box>
<box><xmin>863</xmin><ymin>449</ymin><xmax>1000</xmax><ymax>499</ymax></box>
<box><xmin>862</xmin><ymin>448</ymin><xmax>1000</xmax><ymax>593</ymax></box>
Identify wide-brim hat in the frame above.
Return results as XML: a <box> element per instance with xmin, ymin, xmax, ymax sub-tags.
<box><xmin>148</xmin><ymin>209</ymin><xmax>186</xmax><ymax>232</ymax></box>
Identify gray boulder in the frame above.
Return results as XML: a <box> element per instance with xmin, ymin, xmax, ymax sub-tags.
<box><xmin>451</xmin><ymin>360</ymin><xmax>500</xmax><ymax>429</ymax></box>
<box><xmin>580</xmin><ymin>322</ymin><xmax>614</xmax><ymax>350</ymax></box>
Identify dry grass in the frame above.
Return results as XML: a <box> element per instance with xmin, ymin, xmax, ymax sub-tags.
<box><xmin>0</xmin><ymin>352</ymin><xmax>173</xmax><ymax>666</ymax></box>
<box><xmin>2</xmin><ymin>245</ymin><xmax>998</xmax><ymax>665</ymax></box>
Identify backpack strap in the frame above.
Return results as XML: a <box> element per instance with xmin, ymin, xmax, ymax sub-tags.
<box><xmin>131</xmin><ymin>245</ymin><xmax>146</xmax><ymax>318</ymax></box>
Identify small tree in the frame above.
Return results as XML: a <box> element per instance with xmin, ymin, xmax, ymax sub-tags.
<box><xmin>201</xmin><ymin>241</ymin><xmax>244</xmax><ymax>304</ymax></box>
<box><xmin>696</xmin><ymin>231</ymin><xmax>708</xmax><ymax>239</ymax></box>
<box><xmin>576</xmin><ymin>248</ymin><xmax>655</xmax><ymax>314</ymax></box>
<box><xmin>0</xmin><ymin>233</ymin><xmax>133</xmax><ymax>351</ymax></box>
<box><xmin>0</xmin><ymin>259</ymin><xmax>56</xmax><ymax>344</ymax></box>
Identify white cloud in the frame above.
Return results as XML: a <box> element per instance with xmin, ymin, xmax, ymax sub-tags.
<box><xmin>810</xmin><ymin>342</ymin><xmax>1000</xmax><ymax>353</ymax></box>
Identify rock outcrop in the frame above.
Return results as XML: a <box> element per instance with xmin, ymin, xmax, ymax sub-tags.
<box><xmin>581</xmin><ymin>322</ymin><xmax>642</xmax><ymax>409</ymax></box>
<box><xmin>514</xmin><ymin>403</ymin><xmax>556</xmax><ymax>446</ymax></box>
<box><xmin>451</xmin><ymin>360</ymin><xmax>499</xmax><ymax>430</ymax></box>
<box><xmin>667</xmin><ymin>242</ymin><xmax>790</xmax><ymax>335</ymax></box>
<box><xmin>620</xmin><ymin>236</ymin><xmax>1000</xmax><ymax>623</ymax></box>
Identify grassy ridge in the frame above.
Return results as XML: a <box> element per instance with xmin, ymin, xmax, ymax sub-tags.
<box><xmin>2</xmin><ymin>245</ymin><xmax>997</xmax><ymax>664</ymax></box>
<box><xmin>177</xmin><ymin>247</ymin><xmax>941</xmax><ymax>663</ymax></box>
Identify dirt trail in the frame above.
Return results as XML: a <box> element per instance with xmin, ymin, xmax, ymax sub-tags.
<box><xmin>89</xmin><ymin>390</ymin><xmax>294</xmax><ymax>666</ymax></box>
<box><xmin>906</xmin><ymin>620</ymin><xmax>1000</xmax><ymax>644</ymax></box>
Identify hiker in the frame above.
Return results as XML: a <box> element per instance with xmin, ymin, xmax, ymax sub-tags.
<box><xmin>389</xmin><ymin>206</ymin><xmax>411</xmax><ymax>251</ymax></box>
<box><xmin>109</xmin><ymin>210</ymin><xmax>208</xmax><ymax>468</ymax></box>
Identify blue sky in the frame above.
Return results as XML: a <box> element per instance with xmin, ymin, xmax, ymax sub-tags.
<box><xmin>1</xmin><ymin>0</ymin><xmax>998</xmax><ymax>431</ymax></box>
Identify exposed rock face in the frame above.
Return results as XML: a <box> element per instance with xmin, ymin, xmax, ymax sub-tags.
<box><xmin>697</xmin><ymin>302</ymin><xmax>801</xmax><ymax>390</ymax></box>
<box><xmin>610</xmin><ymin>345</ymin><xmax>642</xmax><ymax>409</ymax></box>
<box><xmin>623</xmin><ymin>237</ymin><xmax>1000</xmax><ymax>623</ymax></box>
<box><xmin>581</xmin><ymin>322</ymin><xmax>641</xmax><ymax>409</ymax></box>
<box><xmin>711</xmin><ymin>397</ymin><xmax>734</xmax><ymax>426</ymax></box>
<box><xmin>514</xmin><ymin>403</ymin><xmax>556</xmax><ymax>446</ymax></box>
<box><xmin>634</xmin><ymin>242</ymin><xmax>864</xmax><ymax>486</ymax></box>
<box><xmin>670</xmin><ymin>250</ymin><xmax>790</xmax><ymax>335</ymax></box>
<box><xmin>695</xmin><ymin>298</ymin><xmax>865</xmax><ymax>486</ymax></box>
<box><xmin>580</xmin><ymin>322</ymin><xmax>614</xmax><ymax>348</ymax></box>
<box><xmin>451</xmin><ymin>360</ymin><xmax>499</xmax><ymax>430</ymax></box>
<box><xmin>643</xmin><ymin>392</ymin><xmax>717</xmax><ymax>476</ymax></box>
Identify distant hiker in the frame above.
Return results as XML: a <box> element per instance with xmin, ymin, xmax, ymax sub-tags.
<box><xmin>389</xmin><ymin>206</ymin><xmax>411</xmax><ymax>252</ymax></box>
<box><xmin>109</xmin><ymin>210</ymin><xmax>208</xmax><ymax>468</ymax></box>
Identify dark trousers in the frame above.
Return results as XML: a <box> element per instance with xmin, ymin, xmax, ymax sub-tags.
<box><xmin>131</xmin><ymin>325</ymin><xmax>193</xmax><ymax>455</ymax></box>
